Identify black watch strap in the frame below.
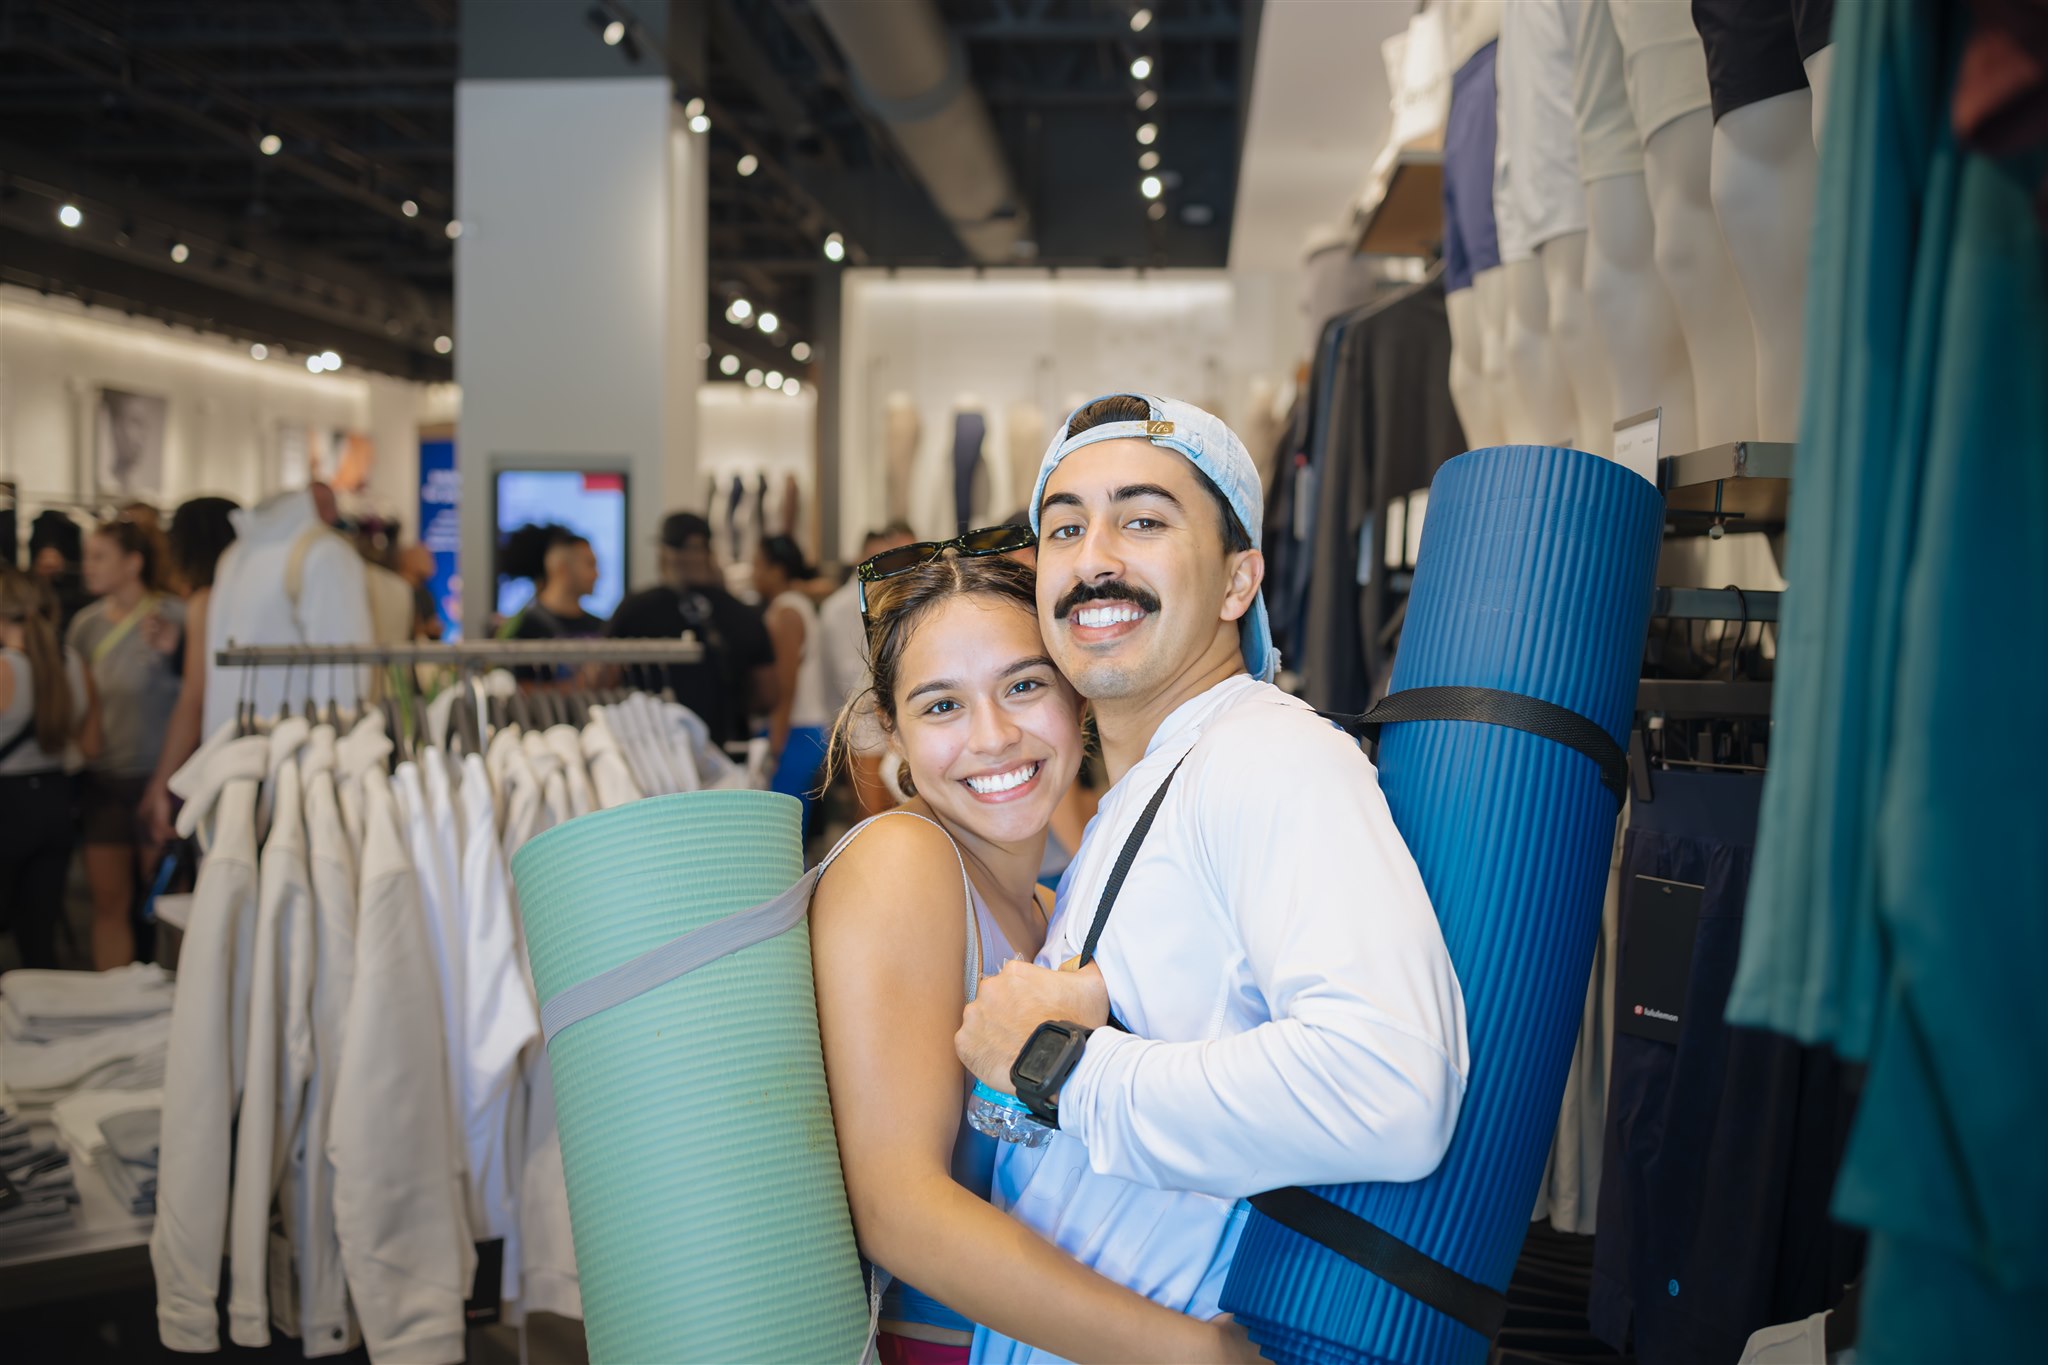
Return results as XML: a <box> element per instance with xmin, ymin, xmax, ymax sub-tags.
<box><xmin>1013</xmin><ymin>1021</ymin><xmax>1091</xmax><ymax>1128</ymax></box>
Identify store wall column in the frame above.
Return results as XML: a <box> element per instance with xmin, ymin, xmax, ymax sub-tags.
<box><xmin>813</xmin><ymin>263</ymin><xmax>844</xmax><ymax>565</ymax></box>
<box><xmin>454</xmin><ymin>1</ymin><xmax>705</xmax><ymax>636</ymax></box>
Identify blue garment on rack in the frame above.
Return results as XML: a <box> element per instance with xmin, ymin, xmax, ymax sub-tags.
<box><xmin>1729</xmin><ymin>0</ymin><xmax>2048</xmax><ymax>1354</ymax></box>
<box><xmin>1441</xmin><ymin>40</ymin><xmax>1502</xmax><ymax>293</ymax></box>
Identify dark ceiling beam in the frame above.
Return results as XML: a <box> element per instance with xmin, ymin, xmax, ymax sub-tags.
<box><xmin>982</xmin><ymin>87</ymin><xmax>1235</xmax><ymax>107</ymax></box>
<box><xmin>0</xmin><ymin>229</ymin><xmax>449</xmax><ymax>381</ymax></box>
<box><xmin>706</xmin><ymin>0</ymin><xmax>812</xmax><ymax>137</ymax></box>
<box><xmin>954</xmin><ymin>20</ymin><xmax>1240</xmax><ymax>40</ymax></box>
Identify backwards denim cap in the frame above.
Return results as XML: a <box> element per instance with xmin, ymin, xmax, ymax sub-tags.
<box><xmin>1029</xmin><ymin>392</ymin><xmax>1278</xmax><ymax>684</ymax></box>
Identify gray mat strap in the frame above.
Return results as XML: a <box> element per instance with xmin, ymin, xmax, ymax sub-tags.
<box><xmin>540</xmin><ymin>867</ymin><xmax>823</xmax><ymax>1047</ymax></box>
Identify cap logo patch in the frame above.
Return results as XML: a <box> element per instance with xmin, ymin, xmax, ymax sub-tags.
<box><xmin>1144</xmin><ymin>420</ymin><xmax>1175</xmax><ymax>436</ymax></box>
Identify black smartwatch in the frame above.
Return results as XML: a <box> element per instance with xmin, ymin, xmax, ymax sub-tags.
<box><xmin>1011</xmin><ymin>1020</ymin><xmax>1092</xmax><ymax>1128</ymax></box>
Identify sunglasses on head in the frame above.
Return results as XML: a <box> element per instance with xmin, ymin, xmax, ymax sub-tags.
<box><xmin>857</xmin><ymin>523</ymin><xmax>1036</xmax><ymax>615</ymax></box>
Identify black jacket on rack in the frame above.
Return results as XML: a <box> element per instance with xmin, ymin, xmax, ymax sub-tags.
<box><xmin>1298</xmin><ymin>274</ymin><xmax>1465</xmax><ymax>714</ymax></box>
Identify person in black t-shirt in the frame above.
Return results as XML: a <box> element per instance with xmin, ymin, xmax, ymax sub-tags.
<box><xmin>607</xmin><ymin>512</ymin><xmax>777</xmax><ymax>749</ymax></box>
<box><xmin>501</xmin><ymin>526</ymin><xmax>607</xmax><ymax>683</ymax></box>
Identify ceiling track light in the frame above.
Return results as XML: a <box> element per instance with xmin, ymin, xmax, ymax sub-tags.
<box><xmin>1130</xmin><ymin>7</ymin><xmax>1153</xmax><ymax>32</ymax></box>
<box><xmin>1139</xmin><ymin>150</ymin><xmax>1160</xmax><ymax>171</ymax></box>
<box><xmin>57</xmin><ymin>203</ymin><xmax>83</xmax><ymax>228</ymax></box>
<box><xmin>737</xmin><ymin>153</ymin><xmax>758</xmax><ymax>177</ymax></box>
<box><xmin>1136</xmin><ymin>122</ymin><xmax>1158</xmax><ymax>145</ymax></box>
<box><xmin>602</xmin><ymin>19</ymin><xmax>625</xmax><ymax>45</ymax></box>
<box><xmin>433</xmin><ymin>334</ymin><xmax>453</xmax><ymax>355</ymax></box>
<box><xmin>688</xmin><ymin>113</ymin><xmax>711</xmax><ymax>134</ymax></box>
<box><xmin>822</xmin><ymin>232</ymin><xmax>847</xmax><ymax>263</ymax></box>
<box><xmin>1130</xmin><ymin>55</ymin><xmax>1153</xmax><ymax>80</ymax></box>
<box><xmin>259</xmin><ymin>132</ymin><xmax>282</xmax><ymax>156</ymax></box>
<box><xmin>791</xmin><ymin>341</ymin><xmax>812</xmax><ymax>363</ymax></box>
<box><xmin>1141</xmin><ymin>174</ymin><xmax>1163</xmax><ymax>200</ymax></box>
<box><xmin>401</xmin><ymin>199</ymin><xmax>419</xmax><ymax>218</ymax></box>
<box><xmin>1137</xmin><ymin>89</ymin><xmax>1159</xmax><ymax>112</ymax></box>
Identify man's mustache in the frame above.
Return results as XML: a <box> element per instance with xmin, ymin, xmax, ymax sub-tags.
<box><xmin>1053</xmin><ymin>580</ymin><xmax>1161</xmax><ymax>621</ymax></box>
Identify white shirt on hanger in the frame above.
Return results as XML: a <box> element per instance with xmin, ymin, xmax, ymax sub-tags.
<box><xmin>579</xmin><ymin>711</ymin><xmax>644</xmax><ymax>810</ymax></box>
<box><xmin>979</xmin><ymin>675</ymin><xmax>1468</xmax><ymax>1362</ymax></box>
<box><xmin>228</xmin><ymin>719</ymin><xmax>312</xmax><ymax>1348</ymax></box>
<box><xmin>458</xmin><ymin>753</ymin><xmax>542</xmax><ymax>1303</ymax></box>
<box><xmin>543</xmin><ymin>724</ymin><xmax>598</xmax><ymax>817</ymax></box>
<box><xmin>330</xmin><ymin>766</ymin><xmax>474</xmax><ymax>1365</ymax></box>
<box><xmin>286</xmin><ymin>724</ymin><xmax>363</xmax><ymax>1356</ymax></box>
<box><xmin>151</xmin><ymin>732</ymin><xmax>269</xmax><ymax>1354</ymax></box>
<box><xmin>393</xmin><ymin>759</ymin><xmax>473</xmax><ymax>1232</ymax></box>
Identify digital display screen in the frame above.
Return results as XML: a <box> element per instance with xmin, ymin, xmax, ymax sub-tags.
<box><xmin>494</xmin><ymin>469</ymin><xmax>629</xmax><ymax>620</ymax></box>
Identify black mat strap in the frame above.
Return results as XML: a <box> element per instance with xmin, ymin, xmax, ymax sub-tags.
<box><xmin>1248</xmin><ymin>1186</ymin><xmax>1508</xmax><ymax>1342</ymax></box>
<box><xmin>1327</xmin><ymin>685</ymin><xmax>1628</xmax><ymax>805</ymax></box>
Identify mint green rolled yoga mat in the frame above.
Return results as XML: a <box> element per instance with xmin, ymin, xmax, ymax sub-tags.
<box><xmin>511</xmin><ymin>790</ymin><xmax>869</xmax><ymax>1362</ymax></box>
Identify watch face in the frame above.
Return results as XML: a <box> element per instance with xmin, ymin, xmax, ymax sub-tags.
<box><xmin>1017</xmin><ymin>1029</ymin><xmax>1068</xmax><ymax>1086</ymax></box>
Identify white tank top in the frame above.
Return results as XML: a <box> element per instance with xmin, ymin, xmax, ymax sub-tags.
<box><xmin>771</xmin><ymin>590</ymin><xmax>830</xmax><ymax>730</ymax></box>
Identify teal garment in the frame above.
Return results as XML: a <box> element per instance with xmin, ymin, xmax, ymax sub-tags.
<box><xmin>1730</xmin><ymin>0</ymin><xmax>2048</xmax><ymax>1347</ymax></box>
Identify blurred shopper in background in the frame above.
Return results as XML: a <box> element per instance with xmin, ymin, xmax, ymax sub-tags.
<box><xmin>502</xmin><ymin>525</ymin><xmax>605</xmax><ymax>684</ymax></box>
<box><xmin>609</xmin><ymin>512</ymin><xmax>777</xmax><ymax>751</ymax></box>
<box><xmin>817</xmin><ymin>522</ymin><xmax>916</xmax><ymax>817</ymax></box>
<box><xmin>0</xmin><ymin>565</ymin><xmax>101</xmax><ymax>968</ymax></box>
<box><xmin>398</xmin><ymin>542</ymin><xmax>444</xmax><ymax>640</ymax></box>
<box><xmin>140</xmin><ymin>497</ymin><xmax>238</xmax><ymax>847</ymax></box>
<box><xmin>29</xmin><ymin>510</ymin><xmax>93</xmax><ymax>633</ymax></box>
<box><xmin>755</xmin><ymin>533</ymin><xmax>829</xmax><ymax>828</ymax></box>
<box><xmin>68</xmin><ymin>519</ymin><xmax>184</xmax><ymax>967</ymax></box>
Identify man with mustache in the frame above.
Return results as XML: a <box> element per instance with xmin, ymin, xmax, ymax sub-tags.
<box><xmin>955</xmin><ymin>394</ymin><xmax>1470</xmax><ymax>1360</ymax></box>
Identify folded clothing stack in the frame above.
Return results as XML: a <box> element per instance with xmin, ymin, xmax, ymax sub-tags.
<box><xmin>0</xmin><ymin>967</ymin><xmax>172</xmax><ymax>1119</ymax></box>
<box><xmin>0</xmin><ymin>965</ymin><xmax>175</xmax><ymax>1039</ymax></box>
<box><xmin>52</xmin><ymin>1089</ymin><xmax>164</xmax><ymax>1216</ymax></box>
<box><xmin>0</xmin><ymin>1107</ymin><xmax>79</xmax><ymax>1243</ymax></box>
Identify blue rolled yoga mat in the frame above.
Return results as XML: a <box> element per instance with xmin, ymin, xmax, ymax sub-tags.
<box><xmin>1220</xmin><ymin>446</ymin><xmax>1663</xmax><ymax>1364</ymax></box>
<box><xmin>511</xmin><ymin>790</ymin><xmax>870</xmax><ymax>1363</ymax></box>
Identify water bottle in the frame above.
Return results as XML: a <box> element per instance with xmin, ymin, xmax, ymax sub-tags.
<box><xmin>965</xmin><ymin>1081</ymin><xmax>1055</xmax><ymax>1147</ymax></box>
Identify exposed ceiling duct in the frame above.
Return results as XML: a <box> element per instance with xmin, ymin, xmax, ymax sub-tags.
<box><xmin>807</xmin><ymin>0</ymin><xmax>1030</xmax><ymax>264</ymax></box>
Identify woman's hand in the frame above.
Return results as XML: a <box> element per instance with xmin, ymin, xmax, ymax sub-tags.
<box><xmin>139</xmin><ymin>609</ymin><xmax>181</xmax><ymax>657</ymax></box>
<box><xmin>141</xmin><ymin>780</ymin><xmax>177</xmax><ymax>848</ymax></box>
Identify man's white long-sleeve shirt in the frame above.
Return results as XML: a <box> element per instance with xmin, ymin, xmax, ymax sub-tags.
<box><xmin>977</xmin><ymin>674</ymin><xmax>1468</xmax><ymax>1362</ymax></box>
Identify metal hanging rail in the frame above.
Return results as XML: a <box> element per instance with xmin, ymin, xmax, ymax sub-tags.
<box><xmin>215</xmin><ymin>639</ymin><xmax>703</xmax><ymax>668</ymax></box>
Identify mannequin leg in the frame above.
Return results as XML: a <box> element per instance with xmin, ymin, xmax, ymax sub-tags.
<box><xmin>1538</xmin><ymin>233</ymin><xmax>1615</xmax><ymax>457</ymax></box>
<box><xmin>1630</xmin><ymin>111</ymin><xmax>1761</xmax><ymax>448</ymax></box>
<box><xmin>1640</xmin><ymin>107</ymin><xmax>1760</xmax><ymax>446</ymax></box>
<box><xmin>1583</xmin><ymin>172</ymin><xmax>1697</xmax><ymax>453</ymax></box>
<box><xmin>1472</xmin><ymin>267</ymin><xmax>1525</xmax><ymax>443</ymax></box>
<box><xmin>1502</xmin><ymin>257</ymin><xmax>1580</xmax><ymax>446</ymax></box>
<box><xmin>1805</xmin><ymin>46</ymin><xmax>1834</xmax><ymax>145</ymax></box>
<box><xmin>1447</xmin><ymin>288</ymin><xmax>1505</xmax><ymax>449</ymax></box>
<box><xmin>1711</xmin><ymin>90</ymin><xmax>1819</xmax><ymax>441</ymax></box>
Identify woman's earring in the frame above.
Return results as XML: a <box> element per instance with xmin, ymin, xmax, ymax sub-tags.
<box><xmin>897</xmin><ymin>761</ymin><xmax>916</xmax><ymax>798</ymax></box>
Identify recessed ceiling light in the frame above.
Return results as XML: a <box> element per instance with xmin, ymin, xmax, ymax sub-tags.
<box><xmin>320</xmin><ymin>350</ymin><xmax>342</xmax><ymax>371</ymax></box>
<box><xmin>719</xmin><ymin>354</ymin><xmax>740</xmax><ymax>375</ymax></box>
<box><xmin>1131</xmin><ymin>8</ymin><xmax>1153</xmax><ymax>33</ymax></box>
<box><xmin>737</xmin><ymin>154</ymin><xmax>758</xmax><ymax>177</ymax></box>
<box><xmin>729</xmin><ymin>297</ymin><xmax>753</xmax><ymax>322</ymax></box>
<box><xmin>757</xmin><ymin>311</ymin><xmax>778</xmax><ymax>334</ymax></box>
<box><xmin>783</xmin><ymin>377</ymin><xmax>801</xmax><ymax>396</ymax></box>
<box><xmin>765</xmin><ymin>370</ymin><xmax>784</xmax><ymax>390</ymax></box>
<box><xmin>1148</xmin><ymin>202</ymin><xmax>1167</xmax><ymax>221</ymax></box>
<box><xmin>1141</xmin><ymin>175</ymin><xmax>1163</xmax><ymax>200</ymax></box>
<box><xmin>823</xmin><ymin>233</ymin><xmax>846</xmax><ymax>263</ymax></box>
<box><xmin>1137</xmin><ymin>89</ymin><xmax>1159</xmax><ymax>112</ymax></box>
<box><xmin>602</xmin><ymin>20</ymin><xmax>625</xmax><ymax>45</ymax></box>
<box><xmin>688</xmin><ymin>114</ymin><xmax>710</xmax><ymax>134</ymax></box>
<box><xmin>1136</xmin><ymin>122</ymin><xmax>1158</xmax><ymax>145</ymax></box>
<box><xmin>433</xmin><ymin>334</ymin><xmax>453</xmax><ymax>354</ymax></box>
<box><xmin>745</xmin><ymin>368</ymin><xmax>764</xmax><ymax>388</ymax></box>
<box><xmin>57</xmin><ymin>204</ymin><xmax>82</xmax><ymax>229</ymax></box>
<box><xmin>250</xmin><ymin>343</ymin><xmax>269</xmax><ymax>360</ymax></box>
<box><xmin>1139</xmin><ymin>150</ymin><xmax>1160</xmax><ymax>171</ymax></box>
<box><xmin>1130</xmin><ymin>56</ymin><xmax>1153</xmax><ymax>80</ymax></box>
<box><xmin>259</xmin><ymin>133</ymin><xmax>282</xmax><ymax>156</ymax></box>
<box><xmin>170</xmin><ymin>242</ymin><xmax>190</xmax><ymax>263</ymax></box>
<box><xmin>684</xmin><ymin>98</ymin><xmax>705</xmax><ymax>118</ymax></box>
<box><xmin>307</xmin><ymin>354</ymin><xmax>325</xmax><ymax>373</ymax></box>
<box><xmin>445</xmin><ymin>220</ymin><xmax>463</xmax><ymax>239</ymax></box>
<box><xmin>791</xmin><ymin>341</ymin><xmax>812</xmax><ymax>362</ymax></box>
<box><xmin>401</xmin><ymin>199</ymin><xmax>419</xmax><ymax>218</ymax></box>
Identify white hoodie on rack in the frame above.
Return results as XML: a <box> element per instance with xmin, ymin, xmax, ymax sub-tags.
<box><xmin>283</xmin><ymin>723</ymin><xmax>363</xmax><ymax>1356</ymax></box>
<box><xmin>228</xmin><ymin>718</ymin><xmax>313</xmax><ymax>1347</ymax></box>
<box><xmin>330</xmin><ymin>766</ymin><xmax>473</xmax><ymax>1364</ymax></box>
<box><xmin>202</xmin><ymin>491</ymin><xmax>372</xmax><ymax>738</ymax></box>
<box><xmin>152</xmin><ymin>730</ymin><xmax>270</xmax><ymax>1353</ymax></box>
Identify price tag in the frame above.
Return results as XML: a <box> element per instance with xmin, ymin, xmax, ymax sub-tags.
<box><xmin>1612</xmin><ymin>408</ymin><xmax>1662</xmax><ymax>485</ymax></box>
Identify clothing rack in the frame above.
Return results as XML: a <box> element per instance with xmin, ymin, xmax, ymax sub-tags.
<box><xmin>215</xmin><ymin>639</ymin><xmax>704</xmax><ymax>670</ymax></box>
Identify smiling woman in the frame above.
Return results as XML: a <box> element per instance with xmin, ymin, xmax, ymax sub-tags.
<box><xmin>806</xmin><ymin>549</ymin><xmax>1254</xmax><ymax>1362</ymax></box>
